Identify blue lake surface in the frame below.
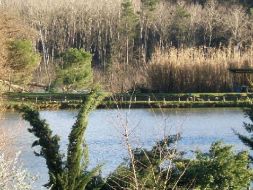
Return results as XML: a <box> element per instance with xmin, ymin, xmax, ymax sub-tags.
<box><xmin>0</xmin><ymin>108</ymin><xmax>250</xmax><ymax>189</ymax></box>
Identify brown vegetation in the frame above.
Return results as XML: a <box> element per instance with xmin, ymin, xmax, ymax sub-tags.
<box><xmin>97</xmin><ymin>46</ymin><xmax>253</xmax><ymax>93</ymax></box>
<box><xmin>0</xmin><ymin>8</ymin><xmax>37</xmax><ymax>90</ymax></box>
<box><xmin>0</xmin><ymin>0</ymin><xmax>253</xmax><ymax>92</ymax></box>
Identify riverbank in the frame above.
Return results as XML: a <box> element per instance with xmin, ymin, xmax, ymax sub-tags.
<box><xmin>5</xmin><ymin>101</ymin><xmax>252</xmax><ymax>110</ymax></box>
<box><xmin>3</xmin><ymin>92</ymin><xmax>253</xmax><ymax>110</ymax></box>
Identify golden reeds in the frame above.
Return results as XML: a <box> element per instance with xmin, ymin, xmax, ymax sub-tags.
<box><xmin>97</xmin><ymin>46</ymin><xmax>253</xmax><ymax>93</ymax></box>
<box><xmin>146</xmin><ymin>46</ymin><xmax>253</xmax><ymax>92</ymax></box>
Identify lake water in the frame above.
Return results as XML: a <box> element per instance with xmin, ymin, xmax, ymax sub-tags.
<box><xmin>0</xmin><ymin>108</ymin><xmax>250</xmax><ymax>189</ymax></box>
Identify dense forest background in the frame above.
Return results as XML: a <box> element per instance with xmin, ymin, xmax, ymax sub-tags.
<box><xmin>1</xmin><ymin>0</ymin><xmax>253</xmax><ymax>93</ymax></box>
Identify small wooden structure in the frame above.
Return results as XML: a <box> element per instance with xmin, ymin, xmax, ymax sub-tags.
<box><xmin>229</xmin><ymin>68</ymin><xmax>253</xmax><ymax>92</ymax></box>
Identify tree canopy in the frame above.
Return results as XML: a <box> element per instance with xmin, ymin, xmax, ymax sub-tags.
<box><xmin>53</xmin><ymin>48</ymin><xmax>93</xmax><ymax>92</ymax></box>
<box><xmin>8</xmin><ymin>39</ymin><xmax>40</xmax><ymax>86</ymax></box>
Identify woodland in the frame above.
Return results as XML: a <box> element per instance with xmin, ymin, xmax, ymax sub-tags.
<box><xmin>1</xmin><ymin>0</ymin><xmax>253</xmax><ymax>93</ymax></box>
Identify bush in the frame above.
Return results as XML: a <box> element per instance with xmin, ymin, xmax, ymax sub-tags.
<box><xmin>180</xmin><ymin>142</ymin><xmax>253</xmax><ymax>190</ymax></box>
<box><xmin>53</xmin><ymin>48</ymin><xmax>93</xmax><ymax>92</ymax></box>
<box><xmin>0</xmin><ymin>153</ymin><xmax>35</xmax><ymax>190</ymax></box>
<box><xmin>8</xmin><ymin>39</ymin><xmax>40</xmax><ymax>86</ymax></box>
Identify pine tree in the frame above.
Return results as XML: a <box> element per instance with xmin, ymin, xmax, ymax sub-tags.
<box><xmin>8</xmin><ymin>39</ymin><xmax>40</xmax><ymax>87</ymax></box>
<box><xmin>120</xmin><ymin>0</ymin><xmax>139</xmax><ymax>66</ymax></box>
<box><xmin>53</xmin><ymin>48</ymin><xmax>93</xmax><ymax>92</ymax></box>
<box><xmin>20</xmin><ymin>89</ymin><xmax>104</xmax><ymax>190</ymax></box>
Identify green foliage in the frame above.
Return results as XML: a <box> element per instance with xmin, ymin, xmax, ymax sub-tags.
<box><xmin>54</xmin><ymin>48</ymin><xmax>93</xmax><ymax>92</ymax></box>
<box><xmin>20</xmin><ymin>89</ymin><xmax>105</xmax><ymax>190</ymax></box>
<box><xmin>250</xmin><ymin>8</ymin><xmax>253</xmax><ymax>16</ymax></box>
<box><xmin>104</xmin><ymin>137</ymin><xmax>252</xmax><ymax>190</ymax></box>
<box><xmin>236</xmin><ymin>107</ymin><xmax>253</xmax><ymax>161</ymax></box>
<box><xmin>8</xmin><ymin>39</ymin><xmax>40</xmax><ymax>85</ymax></box>
<box><xmin>121</xmin><ymin>0</ymin><xmax>139</xmax><ymax>37</ymax></box>
<box><xmin>103</xmin><ymin>135</ymin><xmax>183</xmax><ymax>189</ymax></box>
<box><xmin>181</xmin><ymin>142</ymin><xmax>252</xmax><ymax>190</ymax></box>
<box><xmin>170</xmin><ymin>6</ymin><xmax>191</xmax><ymax>46</ymax></box>
<box><xmin>66</xmin><ymin>89</ymin><xmax>104</xmax><ymax>190</ymax></box>
<box><xmin>21</xmin><ymin>106</ymin><xmax>65</xmax><ymax>189</ymax></box>
<box><xmin>141</xmin><ymin>0</ymin><xmax>159</xmax><ymax>11</ymax></box>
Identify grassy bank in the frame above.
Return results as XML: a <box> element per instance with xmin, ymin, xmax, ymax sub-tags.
<box><xmin>3</xmin><ymin>92</ymin><xmax>253</xmax><ymax>110</ymax></box>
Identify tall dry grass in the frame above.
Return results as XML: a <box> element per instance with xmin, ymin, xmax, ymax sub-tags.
<box><xmin>94</xmin><ymin>63</ymin><xmax>147</xmax><ymax>93</ymax></box>
<box><xmin>146</xmin><ymin>46</ymin><xmax>253</xmax><ymax>92</ymax></box>
<box><xmin>96</xmin><ymin>46</ymin><xmax>253</xmax><ymax>93</ymax></box>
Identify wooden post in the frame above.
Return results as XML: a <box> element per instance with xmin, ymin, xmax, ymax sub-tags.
<box><xmin>134</xmin><ymin>96</ymin><xmax>137</xmax><ymax>102</ymax></box>
<box><xmin>121</xmin><ymin>96</ymin><xmax>124</xmax><ymax>102</ymax></box>
<box><xmin>163</xmin><ymin>98</ymin><xmax>166</xmax><ymax>104</ymax></box>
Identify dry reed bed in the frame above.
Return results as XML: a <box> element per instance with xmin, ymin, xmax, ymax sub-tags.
<box><xmin>97</xmin><ymin>47</ymin><xmax>253</xmax><ymax>93</ymax></box>
<box><xmin>146</xmin><ymin>47</ymin><xmax>253</xmax><ymax>92</ymax></box>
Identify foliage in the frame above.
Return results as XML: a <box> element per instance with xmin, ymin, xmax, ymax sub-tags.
<box><xmin>1</xmin><ymin>0</ymin><xmax>253</xmax><ymax>92</ymax></box>
<box><xmin>170</xmin><ymin>6</ymin><xmax>191</xmax><ymax>47</ymax></box>
<box><xmin>54</xmin><ymin>48</ymin><xmax>93</xmax><ymax>92</ymax></box>
<box><xmin>8</xmin><ymin>39</ymin><xmax>40</xmax><ymax>86</ymax></box>
<box><xmin>103</xmin><ymin>135</ymin><xmax>184</xmax><ymax>189</ymax></box>
<box><xmin>0</xmin><ymin>10</ymin><xmax>37</xmax><ymax>91</ymax></box>
<box><xmin>141</xmin><ymin>0</ymin><xmax>159</xmax><ymax>11</ymax></box>
<box><xmin>121</xmin><ymin>0</ymin><xmax>139</xmax><ymax>35</ymax></box>
<box><xmin>180</xmin><ymin>142</ymin><xmax>252</xmax><ymax>190</ymax></box>
<box><xmin>20</xmin><ymin>89</ymin><xmax>105</xmax><ymax>190</ymax></box>
<box><xmin>104</xmin><ymin>138</ymin><xmax>252</xmax><ymax>190</ymax></box>
<box><xmin>0</xmin><ymin>153</ymin><xmax>35</xmax><ymax>190</ymax></box>
<box><xmin>236</xmin><ymin>107</ymin><xmax>253</xmax><ymax>161</ymax></box>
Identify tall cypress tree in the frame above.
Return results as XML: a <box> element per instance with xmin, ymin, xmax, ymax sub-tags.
<box><xmin>20</xmin><ymin>89</ymin><xmax>104</xmax><ymax>189</ymax></box>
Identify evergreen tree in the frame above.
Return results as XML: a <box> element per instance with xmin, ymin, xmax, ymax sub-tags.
<box><xmin>104</xmin><ymin>138</ymin><xmax>252</xmax><ymax>190</ymax></box>
<box><xmin>8</xmin><ymin>39</ymin><xmax>40</xmax><ymax>86</ymax></box>
<box><xmin>20</xmin><ymin>89</ymin><xmax>104</xmax><ymax>190</ymax></box>
<box><xmin>180</xmin><ymin>142</ymin><xmax>252</xmax><ymax>189</ymax></box>
<box><xmin>170</xmin><ymin>5</ymin><xmax>191</xmax><ymax>47</ymax></box>
<box><xmin>236</xmin><ymin>107</ymin><xmax>253</xmax><ymax>161</ymax></box>
<box><xmin>103</xmin><ymin>135</ymin><xmax>183</xmax><ymax>189</ymax></box>
<box><xmin>53</xmin><ymin>48</ymin><xmax>93</xmax><ymax>92</ymax></box>
<box><xmin>120</xmin><ymin>0</ymin><xmax>139</xmax><ymax>66</ymax></box>
<box><xmin>140</xmin><ymin>0</ymin><xmax>159</xmax><ymax>61</ymax></box>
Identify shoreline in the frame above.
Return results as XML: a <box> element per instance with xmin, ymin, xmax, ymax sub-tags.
<box><xmin>4</xmin><ymin>100</ymin><xmax>252</xmax><ymax>111</ymax></box>
<box><xmin>4</xmin><ymin>92</ymin><xmax>253</xmax><ymax>110</ymax></box>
